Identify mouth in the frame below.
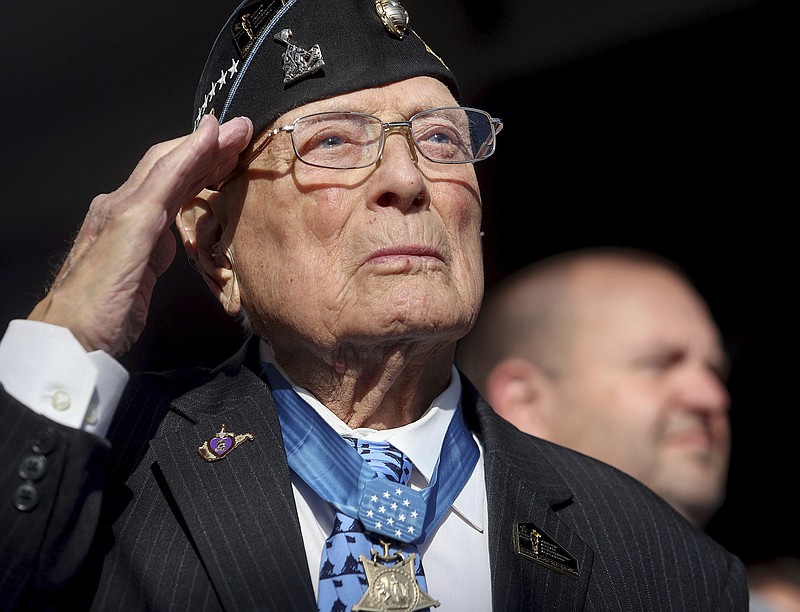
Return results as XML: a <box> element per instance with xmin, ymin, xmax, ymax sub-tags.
<box><xmin>362</xmin><ymin>245</ymin><xmax>445</xmax><ymax>267</ymax></box>
<box><xmin>663</xmin><ymin>423</ymin><xmax>728</xmax><ymax>455</ymax></box>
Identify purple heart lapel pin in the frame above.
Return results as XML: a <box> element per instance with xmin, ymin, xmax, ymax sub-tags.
<box><xmin>198</xmin><ymin>424</ymin><xmax>254</xmax><ymax>462</ymax></box>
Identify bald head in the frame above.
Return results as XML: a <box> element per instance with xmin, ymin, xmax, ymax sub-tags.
<box><xmin>459</xmin><ymin>248</ymin><xmax>696</xmax><ymax>387</ymax></box>
<box><xmin>457</xmin><ymin>247</ymin><xmax>731</xmax><ymax>527</ymax></box>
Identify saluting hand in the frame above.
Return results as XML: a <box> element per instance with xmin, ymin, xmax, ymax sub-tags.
<box><xmin>27</xmin><ymin>115</ymin><xmax>253</xmax><ymax>357</ymax></box>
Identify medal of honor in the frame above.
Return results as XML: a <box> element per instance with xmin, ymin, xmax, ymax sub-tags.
<box><xmin>353</xmin><ymin>542</ymin><xmax>440</xmax><ymax>612</ymax></box>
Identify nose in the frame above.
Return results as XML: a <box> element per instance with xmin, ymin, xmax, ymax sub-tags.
<box><xmin>371</xmin><ymin>123</ymin><xmax>428</xmax><ymax>211</ymax></box>
<box><xmin>677</xmin><ymin>364</ymin><xmax>731</xmax><ymax>415</ymax></box>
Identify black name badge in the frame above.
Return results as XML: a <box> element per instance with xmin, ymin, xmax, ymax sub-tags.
<box><xmin>514</xmin><ymin>522</ymin><xmax>580</xmax><ymax>579</ymax></box>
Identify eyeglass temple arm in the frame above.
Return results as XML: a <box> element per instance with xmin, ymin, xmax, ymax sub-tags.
<box><xmin>474</xmin><ymin>118</ymin><xmax>503</xmax><ymax>159</ymax></box>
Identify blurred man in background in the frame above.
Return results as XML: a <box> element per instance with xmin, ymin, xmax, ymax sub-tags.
<box><xmin>457</xmin><ymin>246</ymin><xmax>731</xmax><ymax>528</ymax></box>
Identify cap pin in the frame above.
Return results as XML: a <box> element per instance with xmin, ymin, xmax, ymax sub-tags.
<box><xmin>274</xmin><ymin>28</ymin><xmax>325</xmax><ymax>84</ymax></box>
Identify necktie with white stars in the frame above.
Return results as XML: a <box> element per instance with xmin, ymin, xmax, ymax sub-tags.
<box><xmin>316</xmin><ymin>438</ymin><xmax>431</xmax><ymax>612</ymax></box>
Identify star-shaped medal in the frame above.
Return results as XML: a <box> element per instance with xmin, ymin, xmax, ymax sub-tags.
<box><xmin>353</xmin><ymin>544</ymin><xmax>440</xmax><ymax>612</ymax></box>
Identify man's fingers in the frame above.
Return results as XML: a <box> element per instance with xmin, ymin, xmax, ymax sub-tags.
<box><xmin>70</xmin><ymin>115</ymin><xmax>253</xmax><ymax>263</ymax></box>
<box><xmin>27</xmin><ymin>116</ymin><xmax>254</xmax><ymax>355</ymax></box>
<box><xmin>120</xmin><ymin>115</ymin><xmax>253</xmax><ymax>220</ymax></box>
<box><xmin>217</xmin><ymin>115</ymin><xmax>255</xmax><ymax>153</ymax></box>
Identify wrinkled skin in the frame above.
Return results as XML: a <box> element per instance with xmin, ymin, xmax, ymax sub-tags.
<box><xmin>177</xmin><ymin>77</ymin><xmax>484</xmax><ymax>429</ymax></box>
<box><xmin>31</xmin><ymin>76</ymin><xmax>484</xmax><ymax>431</ymax></box>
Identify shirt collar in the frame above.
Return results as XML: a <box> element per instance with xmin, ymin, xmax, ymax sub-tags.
<box><xmin>259</xmin><ymin>339</ymin><xmax>485</xmax><ymax>533</ymax></box>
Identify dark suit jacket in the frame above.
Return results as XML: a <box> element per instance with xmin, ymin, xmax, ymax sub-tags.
<box><xmin>1</xmin><ymin>336</ymin><xmax>748</xmax><ymax>610</ymax></box>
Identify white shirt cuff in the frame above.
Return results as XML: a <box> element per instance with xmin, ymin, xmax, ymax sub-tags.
<box><xmin>0</xmin><ymin>319</ymin><xmax>129</xmax><ymax>438</ymax></box>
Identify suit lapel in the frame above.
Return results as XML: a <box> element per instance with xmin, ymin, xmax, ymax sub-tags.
<box><xmin>463</xmin><ymin>378</ymin><xmax>594</xmax><ymax>610</ymax></box>
<box><xmin>149</xmin><ymin>349</ymin><xmax>316</xmax><ymax>611</ymax></box>
<box><xmin>145</xmin><ymin>350</ymin><xmax>594</xmax><ymax>610</ymax></box>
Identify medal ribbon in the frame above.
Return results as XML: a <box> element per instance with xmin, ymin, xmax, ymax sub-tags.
<box><xmin>262</xmin><ymin>363</ymin><xmax>479</xmax><ymax>544</ymax></box>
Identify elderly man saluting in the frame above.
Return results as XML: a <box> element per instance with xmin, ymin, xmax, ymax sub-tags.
<box><xmin>0</xmin><ymin>0</ymin><xmax>746</xmax><ymax>610</ymax></box>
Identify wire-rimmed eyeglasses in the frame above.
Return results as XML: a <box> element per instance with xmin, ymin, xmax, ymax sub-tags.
<box><xmin>212</xmin><ymin>106</ymin><xmax>503</xmax><ymax>190</ymax></box>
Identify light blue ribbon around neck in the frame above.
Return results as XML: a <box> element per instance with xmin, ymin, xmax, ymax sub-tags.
<box><xmin>261</xmin><ymin>362</ymin><xmax>479</xmax><ymax>545</ymax></box>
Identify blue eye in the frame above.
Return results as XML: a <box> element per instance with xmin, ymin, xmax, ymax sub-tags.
<box><xmin>426</xmin><ymin>132</ymin><xmax>454</xmax><ymax>145</ymax></box>
<box><xmin>319</xmin><ymin>135</ymin><xmax>346</xmax><ymax>149</ymax></box>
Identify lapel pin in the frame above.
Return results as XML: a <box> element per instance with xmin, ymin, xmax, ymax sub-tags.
<box><xmin>198</xmin><ymin>424</ymin><xmax>254</xmax><ymax>462</ymax></box>
<box><xmin>514</xmin><ymin>521</ymin><xmax>580</xmax><ymax>579</ymax></box>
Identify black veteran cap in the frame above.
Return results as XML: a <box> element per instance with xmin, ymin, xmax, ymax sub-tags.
<box><xmin>193</xmin><ymin>0</ymin><xmax>461</xmax><ymax>139</ymax></box>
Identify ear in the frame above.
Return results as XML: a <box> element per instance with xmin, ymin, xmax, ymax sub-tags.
<box><xmin>485</xmin><ymin>357</ymin><xmax>554</xmax><ymax>438</ymax></box>
<box><xmin>176</xmin><ymin>192</ymin><xmax>241</xmax><ymax>317</ymax></box>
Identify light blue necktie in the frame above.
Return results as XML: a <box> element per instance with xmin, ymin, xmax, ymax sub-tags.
<box><xmin>317</xmin><ymin>438</ymin><xmax>430</xmax><ymax>612</ymax></box>
<box><xmin>262</xmin><ymin>363</ymin><xmax>479</xmax><ymax>547</ymax></box>
<box><xmin>259</xmin><ymin>362</ymin><xmax>476</xmax><ymax>611</ymax></box>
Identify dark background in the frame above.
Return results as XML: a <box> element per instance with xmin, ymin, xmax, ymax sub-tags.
<box><xmin>1</xmin><ymin>0</ymin><xmax>789</xmax><ymax>564</ymax></box>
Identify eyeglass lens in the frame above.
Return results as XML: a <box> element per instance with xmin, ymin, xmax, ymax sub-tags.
<box><xmin>290</xmin><ymin>108</ymin><xmax>496</xmax><ymax>169</ymax></box>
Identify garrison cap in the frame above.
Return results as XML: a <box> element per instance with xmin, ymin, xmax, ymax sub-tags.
<box><xmin>193</xmin><ymin>0</ymin><xmax>460</xmax><ymax>138</ymax></box>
